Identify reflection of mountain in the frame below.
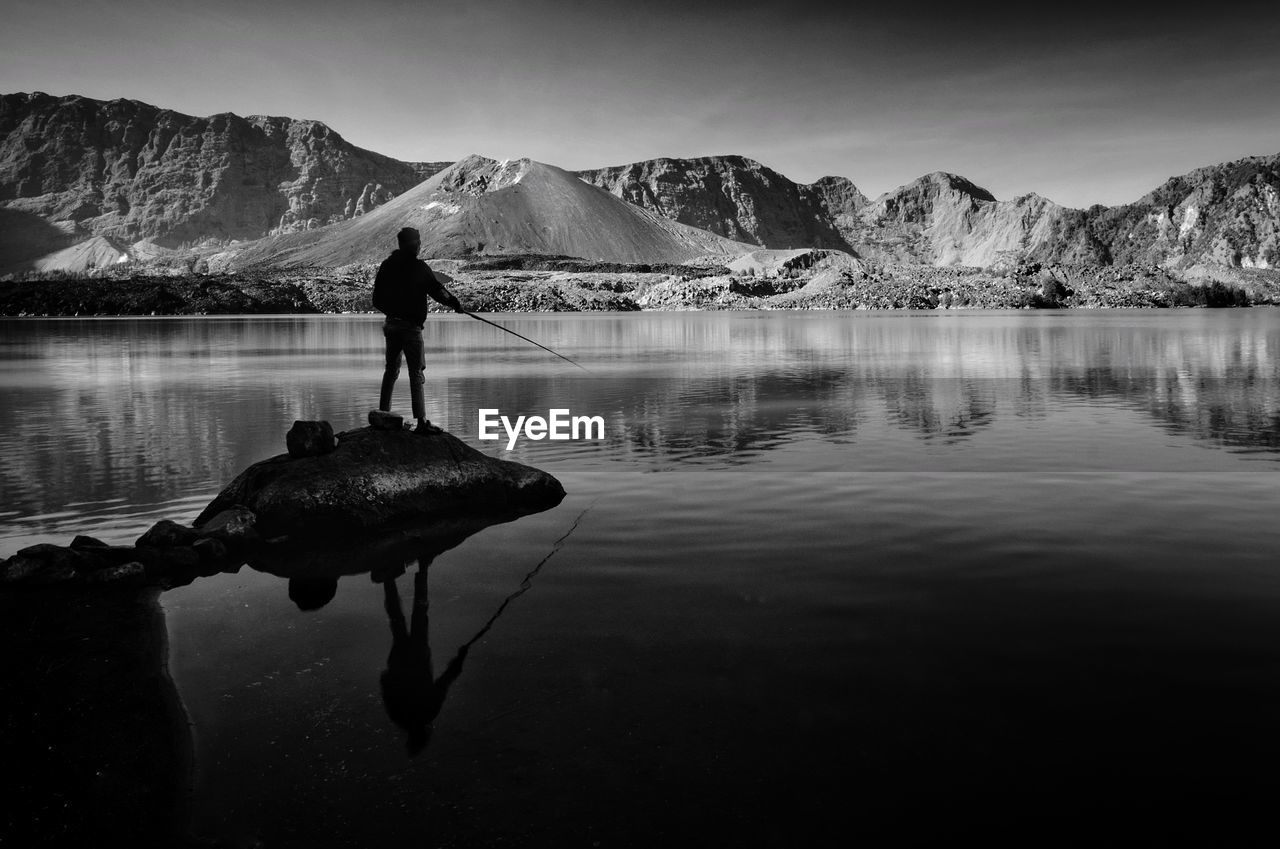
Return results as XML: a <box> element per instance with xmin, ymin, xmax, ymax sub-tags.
<box><xmin>881</xmin><ymin>374</ymin><xmax>997</xmax><ymax>443</ymax></box>
<box><xmin>0</xmin><ymin>317</ymin><xmax>401</xmax><ymax>518</ymax></box>
<box><xmin>2</xmin><ymin>315</ymin><xmax>1278</xmax><ymax>528</ymax></box>
<box><xmin>465</xmin><ymin>315</ymin><xmax>1280</xmax><ymax>462</ymax></box>
<box><xmin>1055</xmin><ymin>369</ymin><xmax>1280</xmax><ymax>454</ymax></box>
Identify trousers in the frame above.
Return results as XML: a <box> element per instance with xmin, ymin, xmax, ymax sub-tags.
<box><xmin>380</xmin><ymin>320</ymin><xmax>425</xmax><ymax>420</ymax></box>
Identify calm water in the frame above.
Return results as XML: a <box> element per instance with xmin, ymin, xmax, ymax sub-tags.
<box><xmin>4</xmin><ymin>310</ymin><xmax>1280</xmax><ymax>845</ymax></box>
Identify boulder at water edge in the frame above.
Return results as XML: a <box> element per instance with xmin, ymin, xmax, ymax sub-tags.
<box><xmin>193</xmin><ymin>426</ymin><xmax>565</xmax><ymax>538</ymax></box>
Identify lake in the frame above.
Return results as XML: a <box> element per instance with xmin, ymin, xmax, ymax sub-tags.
<box><xmin>3</xmin><ymin>310</ymin><xmax>1280</xmax><ymax>846</ymax></box>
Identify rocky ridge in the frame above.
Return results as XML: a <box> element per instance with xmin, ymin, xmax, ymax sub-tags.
<box><xmin>3</xmin><ymin>91</ymin><xmax>1278</xmax><ymax>279</ymax></box>
<box><xmin>843</xmin><ymin>173</ymin><xmax>1075</xmax><ymax>267</ymax></box>
<box><xmin>582</xmin><ymin>154</ymin><xmax>1280</xmax><ymax>273</ymax></box>
<box><xmin>0</xmin><ymin>92</ymin><xmax>431</xmax><ymax>271</ymax></box>
<box><xmin>1073</xmin><ymin>153</ymin><xmax>1280</xmax><ymax>270</ymax></box>
<box><xmin>576</xmin><ymin>155</ymin><xmax>863</xmax><ymax>252</ymax></box>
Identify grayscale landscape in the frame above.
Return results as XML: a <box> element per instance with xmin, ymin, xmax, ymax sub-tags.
<box><xmin>2</xmin><ymin>91</ymin><xmax>1278</xmax><ymax>313</ymax></box>
<box><xmin>3</xmin><ymin>2</ymin><xmax>1279</xmax><ymax>848</ymax></box>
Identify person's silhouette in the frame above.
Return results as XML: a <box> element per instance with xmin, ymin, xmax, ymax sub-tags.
<box><xmin>375</xmin><ymin>505</ymin><xmax>590</xmax><ymax>754</ymax></box>
<box><xmin>379</xmin><ymin>562</ymin><xmax>468</xmax><ymax>756</ymax></box>
<box><xmin>372</xmin><ymin>226</ymin><xmax>464</xmax><ymax>434</ymax></box>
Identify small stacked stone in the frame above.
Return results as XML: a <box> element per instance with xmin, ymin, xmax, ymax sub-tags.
<box><xmin>368</xmin><ymin>409</ymin><xmax>405</xmax><ymax>430</ymax></box>
<box><xmin>287</xmin><ymin>420</ymin><xmax>337</xmax><ymax>458</ymax></box>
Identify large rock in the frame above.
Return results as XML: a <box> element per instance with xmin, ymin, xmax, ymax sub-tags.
<box><xmin>76</xmin><ymin>544</ymin><xmax>155</xmax><ymax>569</ymax></box>
<box><xmin>15</xmin><ymin>543</ymin><xmax>91</xmax><ymax>572</ymax></box>
<box><xmin>83</xmin><ymin>562</ymin><xmax>149</xmax><ymax>587</ymax></box>
<box><xmin>135</xmin><ymin>519</ymin><xmax>199</xmax><ymax>548</ymax></box>
<box><xmin>196</xmin><ymin>506</ymin><xmax>258</xmax><ymax>545</ymax></box>
<box><xmin>193</xmin><ymin>427</ymin><xmax>565</xmax><ymax>538</ymax></box>
<box><xmin>192</xmin><ymin>537</ymin><xmax>229</xmax><ymax>563</ymax></box>
<box><xmin>0</xmin><ymin>536</ymin><xmax>232</xmax><ymax>592</ymax></box>
<box><xmin>1</xmin><ymin>555</ymin><xmax>77</xmax><ymax>585</ymax></box>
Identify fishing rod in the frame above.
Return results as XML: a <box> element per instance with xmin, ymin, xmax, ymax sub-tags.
<box><xmin>458</xmin><ymin>501</ymin><xmax>595</xmax><ymax>656</ymax></box>
<box><xmin>460</xmin><ymin>309</ymin><xmax>592</xmax><ymax>373</ymax></box>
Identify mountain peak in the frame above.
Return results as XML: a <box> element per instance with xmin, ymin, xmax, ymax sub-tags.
<box><xmin>577</xmin><ymin>154</ymin><xmax>856</xmax><ymax>250</ymax></box>
<box><xmin>227</xmin><ymin>151</ymin><xmax>751</xmax><ymax>266</ymax></box>
<box><xmin>903</xmin><ymin>172</ymin><xmax>997</xmax><ymax>202</ymax></box>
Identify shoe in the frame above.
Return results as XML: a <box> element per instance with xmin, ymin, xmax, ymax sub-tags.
<box><xmin>414</xmin><ymin>420</ymin><xmax>443</xmax><ymax>435</ymax></box>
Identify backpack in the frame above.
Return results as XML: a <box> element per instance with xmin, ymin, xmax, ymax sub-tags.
<box><xmin>372</xmin><ymin>258</ymin><xmax>400</xmax><ymax>316</ymax></box>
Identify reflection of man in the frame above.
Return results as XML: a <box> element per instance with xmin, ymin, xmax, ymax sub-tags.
<box><xmin>372</xmin><ymin>227</ymin><xmax>465</xmax><ymax>435</ymax></box>
<box><xmin>380</xmin><ymin>564</ymin><xmax>468</xmax><ymax>755</ymax></box>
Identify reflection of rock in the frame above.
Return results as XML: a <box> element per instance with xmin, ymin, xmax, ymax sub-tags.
<box><xmin>251</xmin><ymin>502</ymin><xmax>574</xmax><ymax>759</ymax></box>
<box><xmin>0</xmin><ymin>589</ymin><xmax>192</xmax><ymax>845</ymax></box>
<box><xmin>249</xmin><ymin>505</ymin><xmax>545</xmax><ymax>580</ymax></box>
<box><xmin>195</xmin><ymin>426</ymin><xmax>565</xmax><ymax>538</ymax></box>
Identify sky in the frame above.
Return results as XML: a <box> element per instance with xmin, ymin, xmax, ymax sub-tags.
<box><xmin>3</xmin><ymin>0</ymin><xmax>1278</xmax><ymax>207</ymax></box>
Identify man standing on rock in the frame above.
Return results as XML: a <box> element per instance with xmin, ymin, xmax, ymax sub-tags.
<box><xmin>373</xmin><ymin>227</ymin><xmax>465</xmax><ymax>434</ymax></box>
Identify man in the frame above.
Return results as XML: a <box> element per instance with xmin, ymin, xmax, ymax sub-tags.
<box><xmin>372</xmin><ymin>227</ymin><xmax>464</xmax><ymax>434</ymax></box>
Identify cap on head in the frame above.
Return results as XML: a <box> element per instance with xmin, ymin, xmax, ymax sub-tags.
<box><xmin>397</xmin><ymin>227</ymin><xmax>421</xmax><ymax>250</ymax></box>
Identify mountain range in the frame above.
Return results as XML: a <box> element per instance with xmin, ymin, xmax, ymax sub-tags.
<box><xmin>227</xmin><ymin>155</ymin><xmax>752</xmax><ymax>267</ymax></box>
<box><xmin>1</xmin><ymin>92</ymin><xmax>1277</xmax><ymax>274</ymax></box>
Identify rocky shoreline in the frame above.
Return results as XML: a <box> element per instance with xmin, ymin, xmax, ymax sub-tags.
<box><xmin>2</xmin><ymin>255</ymin><xmax>1277</xmax><ymax>316</ymax></box>
<box><xmin>0</xmin><ymin>416</ymin><xmax>564</xmax><ymax>589</ymax></box>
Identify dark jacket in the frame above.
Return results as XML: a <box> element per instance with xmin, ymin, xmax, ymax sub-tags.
<box><xmin>372</xmin><ymin>250</ymin><xmax>457</xmax><ymax>327</ymax></box>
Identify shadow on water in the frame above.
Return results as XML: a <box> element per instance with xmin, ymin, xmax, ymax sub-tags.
<box><xmin>254</xmin><ymin>503</ymin><xmax>586</xmax><ymax>759</ymax></box>
<box><xmin>1</xmin><ymin>500</ymin><xmax>570</xmax><ymax>846</ymax></box>
<box><xmin>373</xmin><ymin>506</ymin><xmax>587</xmax><ymax>756</ymax></box>
<box><xmin>0</xmin><ymin>588</ymin><xmax>193</xmax><ymax>849</ymax></box>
